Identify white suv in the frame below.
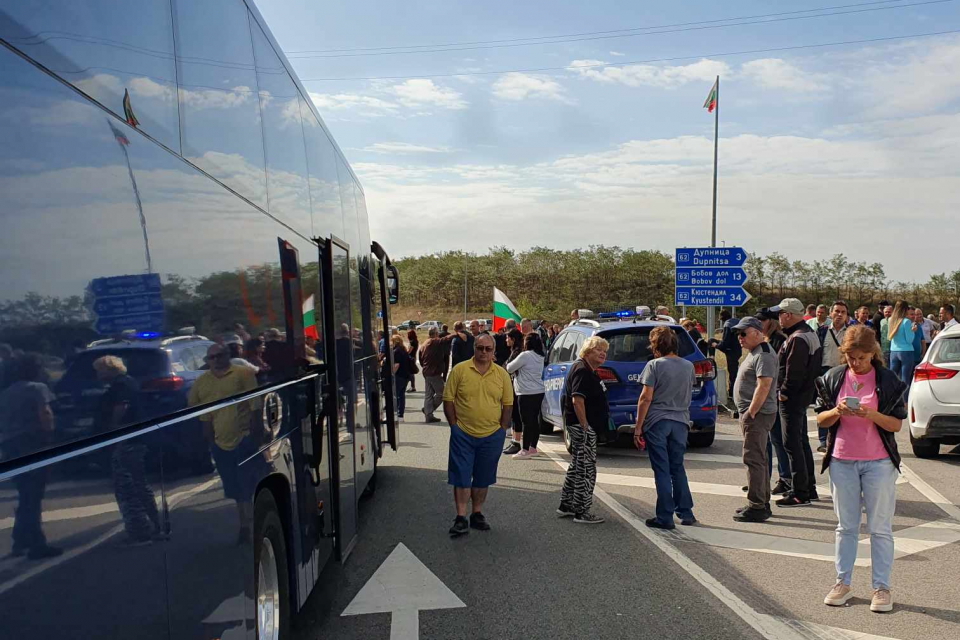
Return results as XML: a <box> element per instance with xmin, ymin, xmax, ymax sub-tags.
<box><xmin>908</xmin><ymin>323</ymin><xmax>960</xmax><ymax>458</ymax></box>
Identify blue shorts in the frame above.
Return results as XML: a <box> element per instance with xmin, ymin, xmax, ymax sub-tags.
<box><xmin>448</xmin><ymin>425</ymin><xmax>506</xmax><ymax>489</ymax></box>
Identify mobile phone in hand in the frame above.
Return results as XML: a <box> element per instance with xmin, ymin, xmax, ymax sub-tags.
<box><xmin>843</xmin><ymin>397</ymin><xmax>860</xmax><ymax>411</ymax></box>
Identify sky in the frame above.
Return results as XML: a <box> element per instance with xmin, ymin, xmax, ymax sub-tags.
<box><xmin>254</xmin><ymin>0</ymin><xmax>960</xmax><ymax>283</ymax></box>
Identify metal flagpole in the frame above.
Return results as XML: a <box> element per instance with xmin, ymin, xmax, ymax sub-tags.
<box><xmin>706</xmin><ymin>75</ymin><xmax>719</xmax><ymax>336</ymax></box>
<box><xmin>109</xmin><ymin>118</ymin><xmax>153</xmax><ymax>274</ymax></box>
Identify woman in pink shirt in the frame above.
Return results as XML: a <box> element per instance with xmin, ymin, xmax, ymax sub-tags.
<box><xmin>814</xmin><ymin>325</ymin><xmax>907</xmax><ymax>614</ymax></box>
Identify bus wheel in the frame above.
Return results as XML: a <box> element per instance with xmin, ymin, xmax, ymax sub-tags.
<box><xmin>255</xmin><ymin>491</ymin><xmax>290</xmax><ymax>640</ymax></box>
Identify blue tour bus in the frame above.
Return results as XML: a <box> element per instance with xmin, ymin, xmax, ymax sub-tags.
<box><xmin>0</xmin><ymin>2</ymin><xmax>401</xmax><ymax>638</ymax></box>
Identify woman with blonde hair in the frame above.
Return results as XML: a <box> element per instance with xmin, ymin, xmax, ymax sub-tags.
<box><xmin>887</xmin><ymin>300</ymin><xmax>918</xmax><ymax>389</ymax></box>
<box><xmin>558</xmin><ymin>335</ymin><xmax>610</xmax><ymax>524</ymax></box>
<box><xmin>815</xmin><ymin>325</ymin><xmax>906</xmax><ymax>613</ymax></box>
<box><xmin>634</xmin><ymin>326</ymin><xmax>697</xmax><ymax>529</ymax></box>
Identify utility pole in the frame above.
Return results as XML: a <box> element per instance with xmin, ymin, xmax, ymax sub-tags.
<box><xmin>463</xmin><ymin>254</ymin><xmax>468</xmax><ymax>322</ymax></box>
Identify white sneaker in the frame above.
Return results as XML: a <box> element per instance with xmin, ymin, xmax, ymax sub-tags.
<box><xmin>396</xmin><ymin>416</ymin><xmax>403</xmax><ymax>423</ymax></box>
<box><xmin>513</xmin><ymin>449</ymin><xmax>534</xmax><ymax>460</ymax></box>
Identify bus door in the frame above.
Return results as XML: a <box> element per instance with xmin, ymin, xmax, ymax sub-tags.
<box><xmin>278</xmin><ymin>238</ymin><xmax>335</xmax><ymax>599</ymax></box>
<box><xmin>320</xmin><ymin>236</ymin><xmax>359</xmax><ymax>559</ymax></box>
<box><xmin>372</xmin><ymin>241</ymin><xmax>400</xmax><ymax>453</ymax></box>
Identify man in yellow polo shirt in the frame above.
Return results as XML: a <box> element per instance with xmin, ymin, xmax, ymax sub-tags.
<box><xmin>188</xmin><ymin>343</ymin><xmax>260</xmax><ymax>543</ymax></box>
<box><xmin>443</xmin><ymin>332</ymin><xmax>513</xmax><ymax>537</ymax></box>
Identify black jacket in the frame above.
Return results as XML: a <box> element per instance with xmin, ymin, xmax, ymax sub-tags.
<box><xmin>777</xmin><ymin>321</ymin><xmax>823</xmax><ymax>408</ymax></box>
<box><xmin>718</xmin><ymin>317</ymin><xmax>741</xmax><ymax>355</ymax></box>
<box><xmin>767</xmin><ymin>330</ymin><xmax>787</xmax><ymax>354</ymax></box>
<box><xmin>450</xmin><ymin>332</ymin><xmax>474</xmax><ymax>368</ymax></box>
<box><xmin>814</xmin><ymin>364</ymin><xmax>907</xmax><ymax>472</ymax></box>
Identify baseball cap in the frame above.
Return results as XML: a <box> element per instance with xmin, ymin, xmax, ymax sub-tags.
<box><xmin>769</xmin><ymin>298</ymin><xmax>805</xmax><ymax>315</ymax></box>
<box><xmin>733</xmin><ymin>317</ymin><xmax>763</xmax><ymax>333</ymax></box>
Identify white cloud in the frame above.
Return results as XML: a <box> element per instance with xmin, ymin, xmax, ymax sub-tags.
<box><xmin>308</xmin><ymin>91</ymin><xmax>400</xmax><ymax>116</ymax></box>
<box><xmin>357</xmin><ymin>117</ymin><xmax>960</xmax><ymax>282</ymax></box>
<box><xmin>854</xmin><ymin>36</ymin><xmax>960</xmax><ymax>118</ymax></box>
<box><xmin>569</xmin><ymin>58</ymin><xmax>730</xmax><ymax>88</ymax></box>
<box><xmin>360</xmin><ymin>142</ymin><xmax>452</xmax><ymax>154</ymax></box>
<box><xmin>492</xmin><ymin>72</ymin><xmax>571</xmax><ymax>103</ymax></box>
<box><xmin>740</xmin><ymin>59</ymin><xmax>830</xmax><ymax>93</ymax></box>
<box><xmin>609</xmin><ymin>51</ymin><xmax>626</xmax><ymax>57</ymax></box>
<box><xmin>384</xmin><ymin>79</ymin><xmax>467</xmax><ymax>110</ymax></box>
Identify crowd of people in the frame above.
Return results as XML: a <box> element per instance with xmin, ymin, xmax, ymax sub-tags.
<box><xmin>393</xmin><ymin>297</ymin><xmax>956</xmax><ymax>615</ymax></box>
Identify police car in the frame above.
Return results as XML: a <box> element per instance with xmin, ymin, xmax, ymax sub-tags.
<box><xmin>540</xmin><ymin>309</ymin><xmax>718</xmax><ymax>451</ymax></box>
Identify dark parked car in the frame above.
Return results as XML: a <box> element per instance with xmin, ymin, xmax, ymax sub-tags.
<box><xmin>53</xmin><ymin>334</ymin><xmax>215</xmax><ymax>472</ymax></box>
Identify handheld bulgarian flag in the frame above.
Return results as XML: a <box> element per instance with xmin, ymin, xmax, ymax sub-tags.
<box><xmin>703</xmin><ymin>78</ymin><xmax>718</xmax><ymax>113</ymax></box>
<box><xmin>493</xmin><ymin>287</ymin><xmax>521</xmax><ymax>332</ymax></box>
<box><xmin>303</xmin><ymin>294</ymin><xmax>318</xmax><ymax>339</ymax></box>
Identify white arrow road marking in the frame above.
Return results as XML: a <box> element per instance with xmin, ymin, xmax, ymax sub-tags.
<box><xmin>341</xmin><ymin>543</ymin><xmax>465</xmax><ymax>640</ymax></box>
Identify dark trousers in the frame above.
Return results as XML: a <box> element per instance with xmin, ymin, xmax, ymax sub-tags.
<box><xmin>12</xmin><ymin>468</ymin><xmax>48</xmax><ymax>552</ymax></box>
<box><xmin>394</xmin><ymin>374</ymin><xmax>409</xmax><ymax>417</ymax></box>
<box><xmin>767</xmin><ymin>412</ymin><xmax>791</xmax><ymax>483</ymax></box>
<box><xmin>780</xmin><ymin>402</ymin><xmax>816</xmax><ymax>500</ymax></box>
<box><xmin>518</xmin><ymin>393</ymin><xmax>545</xmax><ymax>451</ymax></box>
<box><xmin>112</xmin><ymin>443</ymin><xmax>161</xmax><ymax>541</ymax></box>
<box><xmin>741</xmin><ymin>412</ymin><xmax>775</xmax><ymax>509</ymax></box>
<box><xmin>721</xmin><ymin>349</ymin><xmax>740</xmax><ymax>403</ymax></box>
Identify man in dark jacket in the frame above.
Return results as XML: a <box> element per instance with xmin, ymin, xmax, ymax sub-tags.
<box><xmin>494</xmin><ymin>319</ymin><xmax>516</xmax><ymax>366</ymax></box>
<box><xmin>419</xmin><ymin>328</ymin><xmax>448</xmax><ymax>423</ymax></box>
<box><xmin>715</xmin><ymin>309</ymin><xmax>743</xmax><ymax>415</ymax></box>
<box><xmin>872</xmin><ymin>300</ymin><xmax>889</xmax><ymax>346</ymax></box>
<box><xmin>450</xmin><ymin>321</ymin><xmax>474</xmax><ymax>368</ymax></box>
<box><xmin>771</xmin><ymin>298</ymin><xmax>823</xmax><ymax>508</ymax></box>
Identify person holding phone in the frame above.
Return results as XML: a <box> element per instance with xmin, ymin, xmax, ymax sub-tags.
<box><xmin>814</xmin><ymin>325</ymin><xmax>907</xmax><ymax>614</ymax></box>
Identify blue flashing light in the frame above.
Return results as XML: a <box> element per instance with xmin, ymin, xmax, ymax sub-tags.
<box><xmin>597</xmin><ymin>310</ymin><xmax>636</xmax><ymax>319</ymax></box>
<box><xmin>136</xmin><ymin>331</ymin><xmax>160</xmax><ymax>339</ymax></box>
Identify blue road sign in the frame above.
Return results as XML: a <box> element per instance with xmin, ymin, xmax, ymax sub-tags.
<box><xmin>675</xmin><ymin>267</ymin><xmax>747</xmax><ymax>287</ymax></box>
<box><xmin>89</xmin><ymin>273</ymin><xmax>164</xmax><ymax>335</ymax></box>
<box><xmin>675</xmin><ymin>286</ymin><xmax>751</xmax><ymax>307</ymax></box>
<box><xmin>675</xmin><ymin>247</ymin><xmax>748</xmax><ymax>268</ymax></box>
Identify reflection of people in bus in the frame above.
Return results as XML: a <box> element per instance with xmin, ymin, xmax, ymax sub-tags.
<box><xmin>94</xmin><ymin>355</ymin><xmax>162</xmax><ymax>545</ymax></box>
<box><xmin>0</xmin><ymin>353</ymin><xmax>61</xmax><ymax>558</ymax></box>
<box><xmin>188</xmin><ymin>344</ymin><xmax>260</xmax><ymax>544</ymax></box>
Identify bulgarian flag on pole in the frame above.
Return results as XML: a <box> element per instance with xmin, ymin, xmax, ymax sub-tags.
<box><xmin>303</xmin><ymin>294</ymin><xmax>318</xmax><ymax>339</ymax></box>
<box><xmin>703</xmin><ymin>78</ymin><xmax>718</xmax><ymax>113</ymax></box>
<box><xmin>493</xmin><ymin>287</ymin><xmax>521</xmax><ymax>332</ymax></box>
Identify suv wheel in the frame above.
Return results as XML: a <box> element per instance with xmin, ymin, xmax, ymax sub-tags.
<box><xmin>687</xmin><ymin>431</ymin><xmax>715</xmax><ymax>448</ymax></box>
<box><xmin>539</xmin><ymin>414</ymin><xmax>555</xmax><ymax>435</ymax></box>
<box><xmin>910</xmin><ymin>432</ymin><xmax>940</xmax><ymax>458</ymax></box>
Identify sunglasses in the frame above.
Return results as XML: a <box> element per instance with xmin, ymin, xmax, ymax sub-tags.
<box><xmin>206</xmin><ymin>352</ymin><xmax>229</xmax><ymax>360</ymax></box>
<box><xmin>475</xmin><ymin>345</ymin><xmax>494</xmax><ymax>352</ymax></box>
<box><xmin>737</xmin><ymin>332</ymin><xmax>749</xmax><ymax>338</ymax></box>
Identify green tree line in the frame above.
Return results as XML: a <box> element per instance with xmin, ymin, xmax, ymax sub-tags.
<box><xmin>393</xmin><ymin>247</ymin><xmax>960</xmax><ymax>323</ymax></box>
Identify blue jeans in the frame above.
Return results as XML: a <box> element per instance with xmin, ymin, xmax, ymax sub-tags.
<box><xmin>644</xmin><ymin>419</ymin><xmax>694</xmax><ymax>524</ymax></box>
<box><xmin>394</xmin><ymin>374</ymin><xmax>409</xmax><ymax>417</ymax></box>
<box><xmin>890</xmin><ymin>351</ymin><xmax>915</xmax><ymax>396</ymax></box>
<box><xmin>828</xmin><ymin>458</ymin><xmax>898</xmax><ymax>590</ymax></box>
<box><xmin>767</xmin><ymin>412</ymin><xmax>791</xmax><ymax>482</ymax></box>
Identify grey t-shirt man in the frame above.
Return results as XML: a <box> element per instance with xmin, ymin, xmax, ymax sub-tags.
<box><xmin>734</xmin><ymin>342</ymin><xmax>779</xmax><ymax>414</ymax></box>
<box><xmin>639</xmin><ymin>356</ymin><xmax>695</xmax><ymax>429</ymax></box>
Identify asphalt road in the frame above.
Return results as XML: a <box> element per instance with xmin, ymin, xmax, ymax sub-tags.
<box><xmin>289</xmin><ymin>374</ymin><xmax>960</xmax><ymax>640</ymax></box>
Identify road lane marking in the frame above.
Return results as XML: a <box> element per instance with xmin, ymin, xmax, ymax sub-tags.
<box><xmin>540</xmin><ymin>448</ymin><xmax>960</xmax><ymax>564</ymax></box>
<box><xmin>341</xmin><ymin>543</ymin><xmax>465</xmax><ymax>640</ymax></box>
<box><xmin>898</xmin><ymin>462</ymin><xmax>960</xmax><ymax>521</ymax></box>
<box><xmin>539</xmin><ymin>445</ymin><xmax>812</xmax><ymax>640</ymax></box>
<box><xmin>760</xmin><ymin>616</ymin><xmax>905</xmax><ymax>640</ymax></box>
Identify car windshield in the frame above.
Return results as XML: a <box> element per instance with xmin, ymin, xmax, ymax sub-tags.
<box><xmin>931</xmin><ymin>336</ymin><xmax>960</xmax><ymax>365</ymax></box>
<box><xmin>602</xmin><ymin>327</ymin><xmax>695</xmax><ymax>363</ymax></box>
<box><xmin>59</xmin><ymin>349</ymin><xmax>170</xmax><ymax>385</ymax></box>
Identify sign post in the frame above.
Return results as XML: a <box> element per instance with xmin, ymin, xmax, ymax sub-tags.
<box><xmin>675</xmin><ymin>247</ymin><xmax>751</xmax><ymax>311</ymax></box>
<box><xmin>88</xmin><ymin>273</ymin><xmax>164</xmax><ymax>335</ymax></box>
